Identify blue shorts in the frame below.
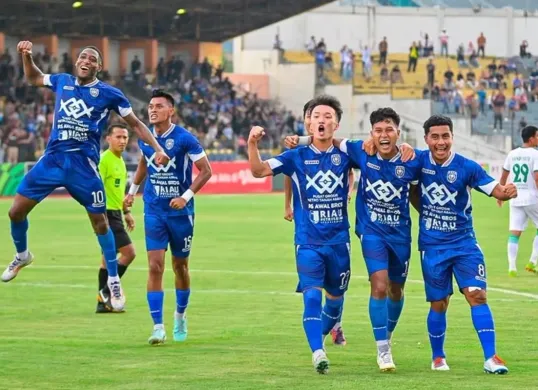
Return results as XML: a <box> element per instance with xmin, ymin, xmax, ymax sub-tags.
<box><xmin>420</xmin><ymin>244</ymin><xmax>487</xmax><ymax>302</ymax></box>
<box><xmin>144</xmin><ymin>214</ymin><xmax>194</xmax><ymax>258</ymax></box>
<box><xmin>360</xmin><ymin>234</ymin><xmax>411</xmax><ymax>284</ymax></box>
<box><xmin>17</xmin><ymin>152</ymin><xmax>106</xmax><ymax>214</ymax></box>
<box><xmin>295</xmin><ymin>243</ymin><xmax>351</xmax><ymax>297</ymax></box>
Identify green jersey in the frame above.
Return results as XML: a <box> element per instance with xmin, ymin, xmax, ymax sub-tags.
<box><xmin>99</xmin><ymin>150</ymin><xmax>127</xmax><ymax>211</ymax></box>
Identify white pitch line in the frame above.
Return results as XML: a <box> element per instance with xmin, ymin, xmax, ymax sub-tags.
<box><xmin>6</xmin><ymin>282</ymin><xmax>533</xmax><ymax>303</ymax></box>
<box><xmin>9</xmin><ymin>264</ymin><xmax>538</xmax><ymax>301</ymax></box>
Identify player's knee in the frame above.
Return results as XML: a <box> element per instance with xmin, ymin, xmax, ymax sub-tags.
<box><xmin>148</xmin><ymin>259</ymin><xmax>165</xmax><ymax>276</ymax></box>
<box><xmin>464</xmin><ymin>287</ymin><xmax>487</xmax><ymax>306</ymax></box>
<box><xmin>172</xmin><ymin>258</ymin><xmax>189</xmax><ymax>279</ymax></box>
<box><xmin>122</xmin><ymin>246</ymin><xmax>136</xmax><ymax>265</ymax></box>
<box><xmin>89</xmin><ymin>214</ymin><xmax>109</xmax><ymax>235</ymax></box>
<box><xmin>303</xmin><ymin>288</ymin><xmax>323</xmax><ymax>307</ymax></box>
<box><xmin>8</xmin><ymin>204</ymin><xmax>27</xmax><ymax>222</ymax></box>
<box><xmin>431</xmin><ymin>297</ymin><xmax>449</xmax><ymax>312</ymax></box>
<box><xmin>370</xmin><ymin>278</ymin><xmax>388</xmax><ymax>299</ymax></box>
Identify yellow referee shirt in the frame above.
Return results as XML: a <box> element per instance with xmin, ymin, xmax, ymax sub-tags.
<box><xmin>99</xmin><ymin>150</ymin><xmax>127</xmax><ymax>211</ymax></box>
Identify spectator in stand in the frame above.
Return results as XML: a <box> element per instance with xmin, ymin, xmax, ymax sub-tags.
<box><xmin>477</xmin><ymin>33</ymin><xmax>486</xmax><ymax>57</ymax></box>
<box><xmin>131</xmin><ymin>55</ymin><xmax>141</xmax><ymax>82</ymax></box>
<box><xmin>477</xmin><ymin>84</ymin><xmax>487</xmax><ymax>115</ymax></box>
<box><xmin>378</xmin><ymin>37</ymin><xmax>388</xmax><ymax>65</ymax></box>
<box><xmin>492</xmin><ymin>90</ymin><xmax>506</xmax><ymax>131</ymax></box>
<box><xmin>306</xmin><ymin>36</ymin><xmax>316</xmax><ymax>55</ymax></box>
<box><xmin>439</xmin><ymin>29</ymin><xmax>449</xmax><ymax>57</ymax></box>
<box><xmin>427</xmin><ymin>58</ymin><xmax>435</xmax><ymax>87</ymax></box>
<box><xmin>520</xmin><ymin>40</ymin><xmax>530</xmax><ymax>58</ymax></box>
<box><xmin>408</xmin><ymin>42</ymin><xmax>418</xmax><ymax>72</ymax></box>
<box><xmin>444</xmin><ymin>67</ymin><xmax>454</xmax><ymax>89</ymax></box>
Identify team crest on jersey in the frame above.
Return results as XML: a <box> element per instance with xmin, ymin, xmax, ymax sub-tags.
<box><xmin>165</xmin><ymin>139</ymin><xmax>175</xmax><ymax>150</ymax></box>
<box><xmin>395</xmin><ymin>166</ymin><xmax>405</xmax><ymax>178</ymax></box>
<box><xmin>447</xmin><ymin>170</ymin><xmax>457</xmax><ymax>183</ymax></box>
<box><xmin>331</xmin><ymin>154</ymin><xmax>341</xmax><ymax>166</ymax></box>
<box><xmin>90</xmin><ymin>88</ymin><xmax>99</xmax><ymax>98</ymax></box>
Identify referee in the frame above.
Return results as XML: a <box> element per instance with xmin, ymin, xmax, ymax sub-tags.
<box><xmin>96</xmin><ymin>124</ymin><xmax>137</xmax><ymax>313</ymax></box>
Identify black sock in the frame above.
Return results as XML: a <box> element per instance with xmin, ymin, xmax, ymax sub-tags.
<box><xmin>118</xmin><ymin>264</ymin><xmax>128</xmax><ymax>278</ymax></box>
<box><xmin>98</xmin><ymin>268</ymin><xmax>108</xmax><ymax>291</ymax></box>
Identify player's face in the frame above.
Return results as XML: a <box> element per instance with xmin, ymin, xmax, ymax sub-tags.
<box><xmin>370</xmin><ymin>119</ymin><xmax>399</xmax><ymax>156</ymax></box>
<box><xmin>107</xmin><ymin>127</ymin><xmax>129</xmax><ymax>153</ymax></box>
<box><xmin>425</xmin><ymin>125</ymin><xmax>453</xmax><ymax>162</ymax></box>
<box><xmin>310</xmin><ymin>105</ymin><xmax>339</xmax><ymax>141</ymax></box>
<box><xmin>148</xmin><ymin>97</ymin><xmax>174</xmax><ymax>125</ymax></box>
<box><xmin>304</xmin><ymin>111</ymin><xmax>312</xmax><ymax>135</ymax></box>
<box><xmin>75</xmin><ymin>49</ymin><xmax>102</xmax><ymax>80</ymax></box>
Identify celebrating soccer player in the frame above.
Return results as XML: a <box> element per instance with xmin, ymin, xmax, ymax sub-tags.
<box><xmin>249</xmin><ymin>95</ymin><xmax>353</xmax><ymax>374</ymax></box>
<box><xmin>95</xmin><ymin>124</ymin><xmax>136</xmax><ymax>313</ymax></box>
<box><xmin>497</xmin><ymin>125</ymin><xmax>538</xmax><ymax>276</ymax></box>
<box><xmin>124</xmin><ymin>89</ymin><xmax>212</xmax><ymax>345</ymax></box>
<box><xmin>332</xmin><ymin>108</ymin><xmax>420</xmax><ymax>371</ymax></box>
<box><xmin>2</xmin><ymin>41</ymin><xmax>168</xmax><ymax>313</ymax></box>
<box><xmin>410</xmin><ymin>114</ymin><xmax>516</xmax><ymax>374</ymax></box>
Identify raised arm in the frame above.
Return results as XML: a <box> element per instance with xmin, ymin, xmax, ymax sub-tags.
<box><xmin>248</xmin><ymin>126</ymin><xmax>274</xmax><ymax>178</ymax></box>
<box><xmin>17</xmin><ymin>41</ymin><xmax>46</xmax><ymax>87</ymax></box>
<box><xmin>122</xmin><ymin>113</ymin><xmax>169</xmax><ymax>165</ymax></box>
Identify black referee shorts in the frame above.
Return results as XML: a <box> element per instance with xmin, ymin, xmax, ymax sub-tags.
<box><xmin>106</xmin><ymin>210</ymin><xmax>132</xmax><ymax>250</ymax></box>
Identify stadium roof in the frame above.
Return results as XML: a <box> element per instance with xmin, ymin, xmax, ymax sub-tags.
<box><xmin>0</xmin><ymin>0</ymin><xmax>334</xmax><ymax>42</ymax></box>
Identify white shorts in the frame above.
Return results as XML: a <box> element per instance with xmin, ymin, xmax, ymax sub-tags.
<box><xmin>509</xmin><ymin>204</ymin><xmax>538</xmax><ymax>231</ymax></box>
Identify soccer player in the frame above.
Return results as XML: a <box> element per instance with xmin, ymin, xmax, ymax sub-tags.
<box><xmin>124</xmin><ymin>89</ymin><xmax>212</xmax><ymax>345</ymax></box>
<box><xmin>2</xmin><ymin>41</ymin><xmax>168</xmax><ymax>313</ymax></box>
<box><xmin>331</xmin><ymin>108</ymin><xmax>421</xmax><ymax>371</ymax></box>
<box><xmin>283</xmin><ymin>100</ymin><xmax>352</xmax><ymax>347</ymax></box>
<box><xmin>411</xmin><ymin>114</ymin><xmax>516</xmax><ymax>374</ymax></box>
<box><xmin>95</xmin><ymin>124</ymin><xmax>136</xmax><ymax>313</ymax></box>
<box><xmin>249</xmin><ymin>95</ymin><xmax>353</xmax><ymax>374</ymax></box>
<box><xmin>497</xmin><ymin>125</ymin><xmax>538</xmax><ymax>276</ymax></box>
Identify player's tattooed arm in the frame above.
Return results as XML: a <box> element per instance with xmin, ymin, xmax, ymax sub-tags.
<box><xmin>17</xmin><ymin>41</ymin><xmax>46</xmax><ymax>86</ymax></box>
<box><xmin>284</xmin><ymin>176</ymin><xmax>293</xmax><ymax>221</ymax></box>
<box><xmin>409</xmin><ymin>184</ymin><xmax>421</xmax><ymax>212</ymax></box>
<box><xmin>491</xmin><ymin>183</ymin><xmax>518</xmax><ymax>201</ymax></box>
<box><xmin>248</xmin><ymin>126</ymin><xmax>274</xmax><ymax>178</ymax></box>
<box><xmin>124</xmin><ymin>158</ymin><xmax>147</xmax><ymax>208</ymax></box>
<box><xmin>496</xmin><ymin>169</ymin><xmax>511</xmax><ymax>207</ymax></box>
<box><xmin>123</xmin><ymin>114</ymin><xmax>169</xmax><ymax>165</ymax></box>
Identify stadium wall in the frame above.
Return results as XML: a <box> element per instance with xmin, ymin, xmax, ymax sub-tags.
<box><xmin>241</xmin><ymin>2</ymin><xmax>535</xmax><ymax>57</ymax></box>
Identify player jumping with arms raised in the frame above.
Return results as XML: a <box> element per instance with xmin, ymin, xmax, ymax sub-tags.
<box><xmin>125</xmin><ymin>90</ymin><xmax>212</xmax><ymax>345</ymax></box>
<box><xmin>249</xmin><ymin>95</ymin><xmax>353</xmax><ymax>374</ymax></box>
<box><xmin>2</xmin><ymin>41</ymin><xmax>168</xmax><ymax>313</ymax></box>
<box><xmin>411</xmin><ymin>115</ymin><xmax>516</xmax><ymax>374</ymax></box>
<box><xmin>283</xmin><ymin>100</ymin><xmax>353</xmax><ymax>347</ymax></box>
<box><xmin>497</xmin><ymin>125</ymin><xmax>538</xmax><ymax>276</ymax></box>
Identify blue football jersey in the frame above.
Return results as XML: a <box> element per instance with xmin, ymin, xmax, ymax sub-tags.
<box><xmin>340</xmin><ymin>139</ymin><xmax>421</xmax><ymax>243</ymax></box>
<box><xmin>139</xmin><ymin>124</ymin><xmax>205</xmax><ymax>217</ymax></box>
<box><xmin>268</xmin><ymin>145</ymin><xmax>352</xmax><ymax>245</ymax></box>
<box><xmin>417</xmin><ymin>152</ymin><xmax>498</xmax><ymax>250</ymax></box>
<box><xmin>43</xmin><ymin>73</ymin><xmax>132</xmax><ymax>162</ymax></box>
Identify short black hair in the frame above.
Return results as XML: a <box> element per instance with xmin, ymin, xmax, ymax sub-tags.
<box><xmin>369</xmin><ymin>107</ymin><xmax>400</xmax><ymax>127</ymax></box>
<box><xmin>423</xmin><ymin>114</ymin><xmax>453</xmax><ymax>135</ymax></box>
<box><xmin>151</xmin><ymin>89</ymin><xmax>175</xmax><ymax>107</ymax></box>
<box><xmin>80</xmin><ymin>46</ymin><xmax>103</xmax><ymax>66</ymax></box>
<box><xmin>303</xmin><ymin>99</ymin><xmax>314</xmax><ymax>117</ymax></box>
<box><xmin>309</xmin><ymin>95</ymin><xmax>343</xmax><ymax>122</ymax></box>
<box><xmin>522</xmin><ymin>125</ymin><xmax>538</xmax><ymax>143</ymax></box>
<box><xmin>107</xmin><ymin>123</ymin><xmax>128</xmax><ymax>136</ymax></box>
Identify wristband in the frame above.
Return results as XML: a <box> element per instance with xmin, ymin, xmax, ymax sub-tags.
<box><xmin>180</xmin><ymin>189</ymin><xmax>194</xmax><ymax>202</ymax></box>
<box><xmin>297</xmin><ymin>136</ymin><xmax>311</xmax><ymax>146</ymax></box>
<box><xmin>128</xmin><ymin>184</ymin><xmax>140</xmax><ymax>195</ymax></box>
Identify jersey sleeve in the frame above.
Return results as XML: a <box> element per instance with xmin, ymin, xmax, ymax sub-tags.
<box><xmin>468</xmin><ymin>160</ymin><xmax>498</xmax><ymax>196</ymax></box>
<box><xmin>109</xmin><ymin>88</ymin><xmax>133</xmax><ymax>118</ymax></box>
<box><xmin>185</xmin><ymin>134</ymin><xmax>206</xmax><ymax>162</ymax></box>
<box><xmin>410</xmin><ymin>149</ymin><xmax>426</xmax><ymax>185</ymax></box>
<box><xmin>338</xmin><ymin>139</ymin><xmax>364</xmax><ymax>168</ymax></box>
<box><xmin>502</xmin><ymin>153</ymin><xmax>511</xmax><ymax>172</ymax></box>
<box><xmin>42</xmin><ymin>73</ymin><xmax>68</xmax><ymax>92</ymax></box>
<box><xmin>266</xmin><ymin>150</ymin><xmax>295</xmax><ymax>176</ymax></box>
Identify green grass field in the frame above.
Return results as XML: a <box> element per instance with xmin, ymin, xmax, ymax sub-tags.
<box><xmin>1</xmin><ymin>194</ymin><xmax>537</xmax><ymax>390</ymax></box>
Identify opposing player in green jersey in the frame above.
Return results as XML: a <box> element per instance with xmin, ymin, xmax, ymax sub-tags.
<box><xmin>96</xmin><ymin>124</ymin><xmax>137</xmax><ymax>313</ymax></box>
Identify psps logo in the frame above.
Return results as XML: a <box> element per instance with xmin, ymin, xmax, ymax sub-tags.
<box><xmin>395</xmin><ymin>166</ymin><xmax>405</xmax><ymax>178</ymax></box>
<box><xmin>59</xmin><ymin>98</ymin><xmax>94</xmax><ymax>119</ymax></box>
<box><xmin>447</xmin><ymin>170</ymin><xmax>457</xmax><ymax>183</ymax></box>
<box><xmin>331</xmin><ymin>154</ymin><xmax>341</xmax><ymax>166</ymax></box>
<box><xmin>165</xmin><ymin>139</ymin><xmax>175</xmax><ymax>150</ymax></box>
<box><xmin>90</xmin><ymin>88</ymin><xmax>99</xmax><ymax>98</ymax></box>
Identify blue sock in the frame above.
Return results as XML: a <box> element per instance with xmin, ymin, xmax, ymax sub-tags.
<box><xmin>387</xmin><ymin>297</ymin><xmax>405</xmax><ymax>334</ymax></box>
<box><xmin>147</xmin><ymin>291</ymin><xmax>164</xmax><ymax>325</ymax></box>
<box><xmin>175</xmin><ymin>288</ymin><xmax>190</xmax><ymax>314</ymax></box>
<box><xmin>369</xmin><ymin>296</ymin><xmax>388</xmax><ymax>341</ymax></box>
<box><xmin>11</xmin><ymin>219</ymin><xmax>29</xmax><ymax>255</ymax></box>
<box><xmin>322</xmin><ymin>296</ymin><xmax>344</xmax><ymax>335</ymax></box>
<box><xmin>427</xmin><ymin>309</ymin><xmax>447</xmax><ymax>359</ymax></box>
<box><xmin>97</xmin><ymin>229</ymin><xmax>118</xmax><ymax>277</ymax></box>
<box><xmin>303</xmin><ymin>289</ymin><xmax>323</xmax><ymax>352</ymax></box>
<box><xmin>471</xmin><ymin>304</ymin><xmax>496</xmax><ymax>360</ymax></box>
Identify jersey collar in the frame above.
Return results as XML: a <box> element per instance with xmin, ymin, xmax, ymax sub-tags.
<box><xmin>429</xmin><ymin>151</ymin><xmax>455</xmax><ymax>167</ymax></box>
<box><xmin>153</xmin><ymin>123</ymin><xmax>175</xmax><ymax>138</ymax></box>
<box><xmin>75</xmin><ymin>78</ymin><xmax>99</xmax><ymax>87</ymax></box>
<box><xmin>309</xmin><ymin>144</ymin><xmax>334</xmax><ymax>154</ymax></box>
<box><xmin>376</xmin><ymin>146</ymin><xmax>401</xmax><ymax>162</ymax></box>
